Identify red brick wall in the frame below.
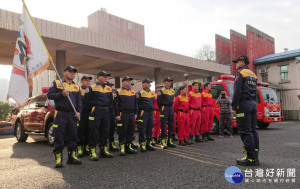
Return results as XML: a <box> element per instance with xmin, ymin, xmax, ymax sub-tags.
<box><xmin>215</xmin><ymin>34</ymin><xmax>230</xmax><ymax>65</ymax></box>
<box><xmin>246</xmin><ymin>25</ymin><xmax>275</xmax><ymax>74</ymax></box>
<box><xmin>230</xmin><ymin>30</ymin><xmax>247</xmax><ymax>75</ymax></box>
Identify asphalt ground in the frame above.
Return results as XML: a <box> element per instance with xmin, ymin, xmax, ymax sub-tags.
<box><xmin>0</xmin><ymin>121</ymin><xmax>299</xmax><ymax>189</ymax></box>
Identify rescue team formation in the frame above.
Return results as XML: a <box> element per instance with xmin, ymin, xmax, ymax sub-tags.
<box><xmin>11</xmin><ymin>56</ymin><xmax>283</xmax><ymax>168</ymax></box>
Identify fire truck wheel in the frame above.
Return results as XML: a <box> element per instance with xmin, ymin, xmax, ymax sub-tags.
<box><xmin>257</xmin><ymin>121</ymin><xmax>270</xmax><ymax>129</ymax></box>
<box><xmin>210</xmin><ymin>117</ymin><xmax>219</xmax><ymax>135</ymax></box>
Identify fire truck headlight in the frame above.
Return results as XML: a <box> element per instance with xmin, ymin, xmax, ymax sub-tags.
<box><xmin>264</xmin><ymin>107</ymin><xmax>270</xmax><ymax>117</ymax></box>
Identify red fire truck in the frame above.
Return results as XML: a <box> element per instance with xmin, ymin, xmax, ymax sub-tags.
<box><xmin>209</xmin><ymin>75</ymin><xmax>284</xmax><ymax>134</ymax></box>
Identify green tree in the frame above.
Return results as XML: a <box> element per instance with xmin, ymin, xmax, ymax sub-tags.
<box><xmin>0</xmin><ymin>101</ymin><xmax>13</xmax><ymax>121</ymax></box>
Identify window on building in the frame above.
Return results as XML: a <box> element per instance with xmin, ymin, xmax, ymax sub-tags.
<box><xmin>262</xmin><ymin>74</ymin><xmax>268</xmax><ymax>82</ymax></box>
<box><xmin>280</xmin><ymin>65</ymin><xmax>288</xmax><ymax>81</ymax></box>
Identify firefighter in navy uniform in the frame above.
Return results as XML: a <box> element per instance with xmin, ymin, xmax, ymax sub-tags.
<box><xmin>107</xmin><ymin>81</ymin><xmax>119</xmax><ymax>152</ymax></box>
<box><xmin>84</xmin><ymin>71</ymin><xmax>114</xmax><ymax>161</ymax></box>
<box><xmin>114</xmin><ymin>76</ymin><xmax>138</xmax><ymax>156</ymax></box>
<box><xmin>232</xmin><ymin>55</ymin><xmax>259</xmax><ymax>166</ymax></box>
<box><xmin>48</xmin><ymin>65</ymin><xmax>82</xmax><ymax>168</ymax></box>
<box><xmin>157</xmin><ymin>77</ymin><xmax>176</xmax><ymax>149</ymax></box>
<box><xmin>77</xmin><ymin>75</ymin><xmax>92</xmax><ymax>157</ymax></box>
<box><xmin>136</xmin><ymin>78</ymin><xmax>156</xmax><ymax>152</ymax></box>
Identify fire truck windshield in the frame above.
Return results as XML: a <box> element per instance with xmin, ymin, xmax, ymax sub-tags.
<box><xmin>260</xmin><ymin>88</ymin><xmax>278</xmax><ymax>103</ymax></box>
<box><xmin>226</xmin><ymin>83</ymin><xmax>234</xmax><ymax>98</ymax></box>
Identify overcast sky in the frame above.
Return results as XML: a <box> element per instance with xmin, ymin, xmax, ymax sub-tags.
<box><xmin>0</xmin><ymin>0</ymin><xmax>299</xmax><ymax>61</ymax></box>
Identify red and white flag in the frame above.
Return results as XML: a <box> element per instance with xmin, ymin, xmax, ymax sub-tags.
<box><xmin>7</xmin><ymin>4</ymin><xmax>51</xmax><ymax>105</ymax></box>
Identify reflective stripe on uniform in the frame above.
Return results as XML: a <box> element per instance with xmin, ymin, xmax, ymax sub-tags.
<box><xmin>53</xmin><ymin>124</ymin><xmax>58</xmax><ymax>128</ymax></box>
<box><xmin>236</xmin><ymin>113</ymin><xmax>245</xmax><ymax>117</ymax></box>
<box><xmin>89</xmin><ymin>117</ymin><xmax>95</xmax><ymax>120</ymax></box>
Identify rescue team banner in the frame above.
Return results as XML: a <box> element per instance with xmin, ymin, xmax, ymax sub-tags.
<box><xmin>7</xmin><ymin>2</ymin><xmax>51</xmax><ymax>106</ymax></box>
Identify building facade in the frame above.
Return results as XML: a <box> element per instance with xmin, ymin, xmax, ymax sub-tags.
<box><xmin>254</xmin><ymin>49</ymin><xmax>300</xmax><ymax>120</ymax></box>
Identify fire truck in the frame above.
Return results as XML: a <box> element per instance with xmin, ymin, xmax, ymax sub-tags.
<box><xmin>209</xmin><ymin>75</ymin><xmax>284</xmax><ymax>134</ymax></box>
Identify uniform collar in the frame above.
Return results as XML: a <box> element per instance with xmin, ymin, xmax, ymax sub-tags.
<box><xmin>240</xmin><ymin>65</ymin><xmax>249</xmax><ymax>70</ymax></box>
<box><xmin>62</xmin><ymin>78</ymin><xmax>75</xmax><ymax>84</ymax></box>
<box><xmin>96</xmin><ymin>81</ymin><xmax>106</xmax><ymax>88</ymax></box>
<box><xmin>81</xmin><ymin>86</ymin><xmax>86</xmax><ymax>90</ymax></box>
<box><xmin>180</xmin><ymin>93</ymin><xmax>187</xmax><ymax>97</ymax></box>
<box><xmin>203</xmin><ymin>89</ymin><xmax>210</xmax><ymax>93</ymax></box>
<box><xmin>122</xmin><ymin>86</ymin><xmax>131</xmax><ymax>90</ymax></box>
<box><xmin>143</xmin><ymin>88</ymin><xmax>150</xmax><ymax>92</ymax></box>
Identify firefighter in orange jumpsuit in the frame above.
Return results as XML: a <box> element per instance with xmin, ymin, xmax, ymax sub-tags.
<box><xmin>201</xmin><ymin>82</ymin><xmax>215</xmax><ymax>142</ymax></box>
<box><xmin>152</xmin><ymin>84</ymin><xmax>163</xmax><ymax>144</ymax></box>
<box><xmin>174</xmin><ymin>86</ymin><xmax>190</xmax><ymax>146</ymax></box>
<box><xmin>187</xmin><ymin>81</ymin><xmax>203</xmax><ymax>143</ymax></box>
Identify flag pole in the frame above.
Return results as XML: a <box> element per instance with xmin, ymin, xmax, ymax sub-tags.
<box><xmin>21</xmin><ymin>0</ymin><xmax>78</xmax><ymax>114</ymax></box>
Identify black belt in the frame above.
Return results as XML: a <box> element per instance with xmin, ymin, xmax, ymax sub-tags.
<box><xmin>178</xmin><ymin>110</ymin><xmax>188</xmax><ymax>113</ymax></box>
<box><xmin>161</xmin><ymin>105</ymin><xmax>172</xmax><ymax>107</ymax></box>
<box><xmin>95</xmin><ymin>106</ymin><xmax>109</xmax><ymax>110</ymax></box>
<box><xmin>202</xmin><ymin>105</ymin><xmax>213</xmax><ymax>107</ymax></box>
<box><xmin>189</xmin><ymin>108</ymin><xmax>200</xmax><ymax>110</ymax></box>
<box><xmin>154</xmin><ymin>109</ymin><xmax>159</xmax><ymax>111</ymax></box>
<box><xmin>121</xmin><ymin>110</ymin><xmax>134</xmax><ymax>113</ymax></box>
<box><xmin>240</xmin><ymin>98</ymin><xmax>252</xmax><ymax>101</ymax></box>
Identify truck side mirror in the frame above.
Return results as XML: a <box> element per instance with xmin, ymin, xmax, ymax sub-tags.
<box><xmin>266</xmin><ymin>94</ymin><xmax>270</xmax><ymax>99</ymax></box>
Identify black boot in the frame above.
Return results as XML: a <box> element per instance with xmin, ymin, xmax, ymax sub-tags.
<box><xmin>126</xmin><ymin>143</ymin><xmax>138</xmax><ymax>154</ymax></box>
<box><xmin>84</xmin><ymin>144</ymin><xmax>90</xmax><ymax>156</ymax></box>
<box><xmin>146</xmin><ymin>141</ymin><xmax>156</xmax><ymax>151</ymax></box>
<box><xmin>195</xmin><ymin>135</ymin><xmax>204</xmax><ymax>143</ymax></box>
<box><xmin>53</xmin><ymin>151</ymin><xmax>63</xmax><ymax>168</ymax></box>
<box><xmin>206</xmin><ymin>133</ymin><xmax>215</xmax><ymax>141</ymax></box>
<box><xmin>67</xmin><ymin>150</ymin><xmax>82</xmax><ymax>165</ymax></box>
<box><xmin>76</xmin><ymin>145</ymin><xmax>84</xmax><ymax>157</ymax></box>
<box><xmin>167</xmin><ymin>137</ymin><xmax>177</xmax><ymax>148</ymax></box>
<box><xmin>184</xmin><ymin>139</ymin><xmax>191</xmax><ymax>145</ymax></box>
<box><xmin>151</xmin><ymin>138</ymin><xmax>157</xmax><ymax>146</ymax></box>
<box><xmin>179</xmin><ymin>140</ymin><xmax>186</xmax><ymax>146</ymax></box>
<box><xmin>202</xmin><ymin>134</ymin><xmax>208</xmax><ymax>142</ymax></box>
<box><xmin>100</xmin><ymin>146</ymin><xmax>114</xmax><ymax>158</ymax></box>
<box><xmin>89</xmin><ymin>146</ymin><xmax>99</xmax><ymax>161</ymax></box>
<box><xmin>140</xmin><ymin>141</ymin><xmax>147</xmax><ymax>153</ymax></box>
<box><xmin>236</xmin><ymin>148</ymin><xmax>257</xmax><ymax>166</ymax></box>
<box><xmin>172</xmin><ymin>134</ymin><xmax>178</xmax><ymax>141</ymax></box>
<box><xmin>161</xmin><ymin>138</ymin><xmax>168</xmax><ymax>149</ymax></box>
<box><xmin>119</xmin><ymin>142</ymin><xmax>126</xmax><ymax>156</ymax></box>
<box><xmin>189</xmin><ymin>135</ymin><xmax>194</xmax><ymax>144</ymax></box>
<box><xmin>109</xmin><ymin>141</ymin><xmax>119</xmax><ymax>151</ymax></box>
<box><xmin>130</xmin><ymin>141</ymin><xmax>138</xmax><ymax>149</ymax></box>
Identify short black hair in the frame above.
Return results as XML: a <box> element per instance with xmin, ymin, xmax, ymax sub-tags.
<box><xmin>192</xmin><ymin>81</ymin><xmax>199</xmax><ymax>86</ymax></box>
<box><xmin>179</xmin><ymin>86</ymin><xmax>187</xmax><ymax>91</ymax></box>
<box><xmin>203</xmin><ymin>82</ymin><xmax>210</xmax><ymax>89</ymax></box>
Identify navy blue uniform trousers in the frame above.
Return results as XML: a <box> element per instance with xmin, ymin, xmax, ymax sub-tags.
<box><xmin>138</xmin><ymin>110</ymin><xmax>153</xmax><ymax>142</ymax></box>
<box><xmin>53</xmin><ymin>111</ymin><xmax>78</xmax><ymax>152</ymax></box>
<box><xmin>160</xmin><ymin>106</ymin><xmax>174</xmax><ymax>138</ymax></box>
<box><xmin>236</xmin><ymin>100</ymin><xmax>259</xmax><ymax>150</ymax></box>
<box><xmin>118</xmin><ymin>112</ymin><xmax>135</xmax><ymax>144</ymax></box>
<box><xmin>109</xmin><ymin>112</ymin><xmax>116</xmax><ymax>142</ymax></box>
<box><xmin>89</xmin><ymin>108</ymin><xmax>110</xmax><ymax>147</ymax></box>
<box><xmin>77</xmin><ymin>110</ymin><xmax>89</xmax><ymax>146</ymax></box>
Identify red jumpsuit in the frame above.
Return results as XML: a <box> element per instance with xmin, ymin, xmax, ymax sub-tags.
<box><xmin>187</xmin><ymin>89</ymin><xmax>202</xmax><ymax>136</ymax></box>
<box><xmin>201</xmin><ymin>89</ymin><xmax>214</xmax><ymax>134</ymax></box>
<box><xmin>174</xmin><ymin>94</ymin><xmax>189</xmax><ymax>141</ymax></box>
<box><xmin>152</xmin><ymin>93</ymin><xmax>161</xmax><ymax>138</ymax></box>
